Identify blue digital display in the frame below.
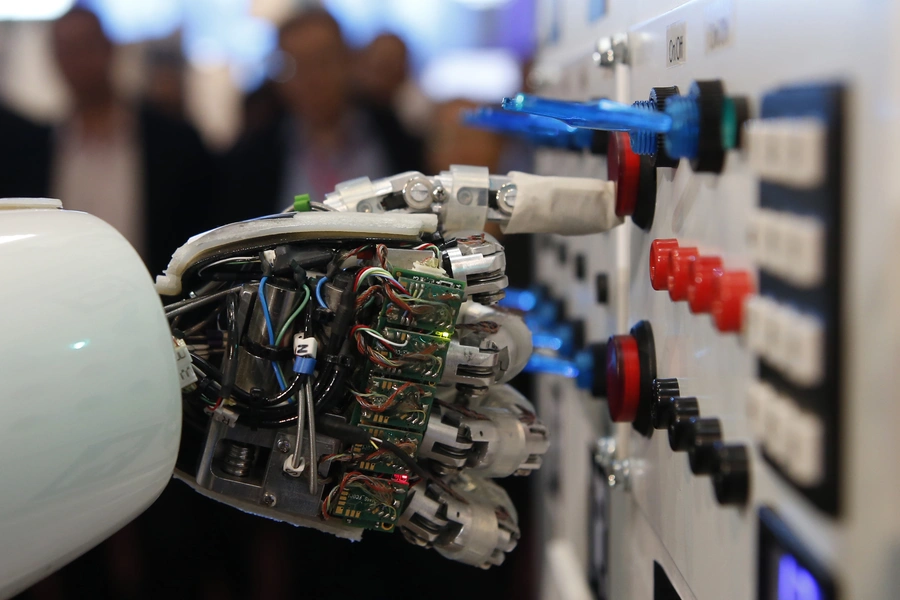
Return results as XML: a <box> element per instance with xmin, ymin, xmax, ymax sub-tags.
<box><xmin>777</xmin><ymin>554</ymin><xmax>823</xmax><ymax>600</ymax></box>
<box><xmin>760</xmin><ymin>507</ymin><xmax>834</xmax><ymax>600</ymax></box>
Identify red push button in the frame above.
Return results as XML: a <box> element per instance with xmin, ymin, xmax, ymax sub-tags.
<box><xmin>712</xmin><ymin>271</ymin><xmax>755</xmax><ymax>332</ymax></box>
<box><xmin>650</xmin><ymin>239</ymin><xmax>679</xmax><ymax>290</ymax></box>
<box><xmin>608</xmin><ymin>132</ymin><xmax>641</xmax><ymax>218</ymax></box>
<box><xmin>687</xmin><ymin>256</ymin><xmax>724</xmax><ymax>314</ymax></box>
<box><xmin>667</xmin><ymin>247</ymin><xmax>699</xmax><ymax>301</ymax></box>
<box><xmin>606</xmin><ymin>334</ymin><xmax>641</xmax><ymax>422</ymax></box>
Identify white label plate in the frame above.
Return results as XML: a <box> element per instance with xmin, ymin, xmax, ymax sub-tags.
<box><xmin>666</xmin><ymin>21</ymin><xmax>687</xmax><ymax>67</ymax></box>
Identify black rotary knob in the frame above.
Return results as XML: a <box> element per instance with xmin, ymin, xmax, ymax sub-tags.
<box><xmin>666</xmin><ymin>398</ymin><xmax>700</xmax><ymax>450</ymax></box>
<box><xmin>649</xmin><ymin>86</ymin><xmax>680</xmax><ymax>167</ymax></box>
<box><xmin>687</xmin><ymin>418</ymin><xmax>723</xmax><ymax>475</ymax></box>
<box><xmin>691</xmin><ymin>80</ymin><xmax>726</xmax><ymax>173</ymax></box>
<box><xmin>711</xmin><ymin>443</ymin><xmax>750</xmax><ymax>506</ymax></box>
<box><xmin>650</xmin><ymin>379</ymin><xmax>680</xmax><ymax>429</ymax></box>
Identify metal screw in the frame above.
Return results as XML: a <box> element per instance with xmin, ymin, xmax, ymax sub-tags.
<box><xmin>458</xmin><ymin>190</ymin><xmax>472</xmax><ymax>205</ymax></box>
<box><xmin>411</xmin><ymin>182</ymin><xmax>429</xmax><ymax>201</ymax></box>
<box><xmin>594</xmin><ymin>38</ymin><xmax>615</xmax><ymax>67</ymax></box>
<box><xmin>262</xmin><ymin>493</ymin><xmax>277</xmax><ymax>507</ymax></box>
<box><xmin>276</xmin><ymin>439</ymin><xmax>291</xmax><ymax>453</ymax></box>
<box><xmin>432</xmin><ymin>186</ymin><xmax>447</xmax><ymax>203</ymax></box>
<box><xmin>593</xmin><ymin>436</ymin><xmax>631</xmax><ymax>491</ymax></box>
<box><xmin>403</xmin><ymin>176</ymin><xmax>434</xmax><ymax>210</ymax></box>
<box><xmin>606</xmin><ymin>459</ymin><xmax>632</xmax><ymax>490</ymax></box>
<box><xmin>593</xmin><ymin>34</ymin><xmax>629</xmax><ymax>68</ymax></box>
<box><xmin>496</xmin><ymin>183</ymin><xmax>518</xmax><ymax>216</ymax></box>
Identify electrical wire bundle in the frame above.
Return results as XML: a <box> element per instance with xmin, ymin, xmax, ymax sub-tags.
<box><xmin>168</xmin><ymin>237</ymin><xmax>455</xmax><ymax>508</ymax></box>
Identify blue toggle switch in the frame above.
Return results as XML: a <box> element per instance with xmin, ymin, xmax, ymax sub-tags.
<box><xmin>525</xmin><ymin>297</ymin><xmax>560</xmax><ymax>330</ymax></box>
<box><xmin>524</xmin><ymin>353</ymin><xmax>580</xmax><ymax>379</ymax></box>
<box><xmin>524</xmin><ymin>348</ymin><xmax>602</xmax><ymax>397</ymax></box>
<box><xmin>525</xmin><ymin>302</ymin><xmax>560</xmax><ymax>329</ymax></box>
<box><xmin>502</xmin><ymin>93</ymin><xmax>672</xmax><ymax>133</ymax></box>
<box><xmin>574</xmin><ymin>349</ymin><xmax>596</xmax><ymax>391</ymax></box>
<box><xmin>462</xmin><ymin>107</ymin><xmax>596</xmax><ymax>150</ymax></box>
<box><xmin>498</xmin><ymin>287</ymin><xmax>540</xmax><ymax>312</ymax></box>
<box><xmin>524</xmin><ymin>342</ymin><xmax>607</xmax><ymax>399</ymax></box>
<box><xmin>532</xmin><ymin>323</ymin><xmax>576</xmax><ymax>356</ymax></box>
<box><xmin>664</xmin><ymin>95</ymin><xmax>701</xmax><ymax>159</ymax></box>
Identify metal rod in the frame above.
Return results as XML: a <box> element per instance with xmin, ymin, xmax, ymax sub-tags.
<box><xmin>292</xmin><ymin>384</ymin><xmax>305</xmax><ymax>471</ymax></box>
<box><xmin>165</xmin><ymin>286</ymin><xmax>243</xmax><ymax>318</ymax></box>
<box><xmin>306</xmin><ymin>378</ymin><xmax>317</xmax><ymax>494</ymax></box>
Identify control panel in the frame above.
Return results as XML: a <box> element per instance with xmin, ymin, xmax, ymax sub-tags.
<box><xmin>516</xmin><ymin>1</ymin><xmax>900</xmax><ymax>599</ymax></box>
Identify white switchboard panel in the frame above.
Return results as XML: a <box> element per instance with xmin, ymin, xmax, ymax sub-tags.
<box><xmin>530</xmin><ymin>1</ymin><xmax>900</xmax><ymax>599</ymax></box>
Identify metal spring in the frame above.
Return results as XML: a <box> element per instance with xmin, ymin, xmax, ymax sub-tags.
<box><xmin>222</xmin><ymin>442</ymin><xmax>254</xmax><ymax>477</ymax></box>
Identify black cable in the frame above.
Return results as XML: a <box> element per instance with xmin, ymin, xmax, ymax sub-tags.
<box><xmin>243</xmin><ymin>414</ymin><xmax>298</xmax><ymax>428</ymax></box>
<box><xmin>202</xmin><ymin>271</ymin><xmax>265</xmax><ymax>282</ymax></box>
<box><xmin>326</xmin><ymin>272</ymin><xmax>358</xmax><ymax>354</ymax></box>
<box><xmin>182</xmin><ymin>307</ymin><xmax>221</xmax><ymax>337</ymax></box>
<box><xmin>190</xmin><ymin>356</ymin><xmax>302</xmax><ymax>411</ymax></box>
<box><xmin>313</xmin><ymin>360</ymin><xmax>353</xmax><ymax>415</ymax></box>
<box><xmin>316</xmin><ymin>415</ymin><xmax>374</xmax><ymax>444</ymax></box>
<box><xmin>255</xmin><ymin>375</ymin><xmax>303</xmax><ymax>407</ymax></box>
<box><xmin>189</xmin><ymin>353</ymin><xmax>224</xmax><ymax>381</ymax></box>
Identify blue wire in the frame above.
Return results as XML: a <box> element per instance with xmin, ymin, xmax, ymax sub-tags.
<box><xmin>258</xmin><ymin>276</ymin><xmax>287</xmax><ymax>390</ymax></box>
<box><xmin>316</xmin><ymin>277</ymin><xmax>328</xmax><ymax>308</ymax></box>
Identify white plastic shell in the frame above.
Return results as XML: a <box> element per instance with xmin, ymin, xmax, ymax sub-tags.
<box><xmin>0</xmin><ymin>205</ymin><xmax>181</xmax><ymax>598</ymax></box>
<box><xmin>155</xmin><ymin>212</ymin><xmax>439</xmax><ymax>296</ymax></box>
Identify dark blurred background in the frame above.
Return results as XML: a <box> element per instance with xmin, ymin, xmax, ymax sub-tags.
<box><xmin>1</xmin><ymin>1</ymin><xmax>538</xmax><ymax>598</ymax></box>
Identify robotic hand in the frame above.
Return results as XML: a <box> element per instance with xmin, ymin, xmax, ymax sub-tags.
<box><xmin>153</xmin><ymin>164</ymin><xmax>621</xmax><ymax>568</ymax></box>
<box><xmin>0</xmin><ymin>165</ymin><xmax>622</xmax><ymax>595</ymax></box>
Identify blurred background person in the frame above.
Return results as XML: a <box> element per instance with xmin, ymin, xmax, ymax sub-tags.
<box><xmin>222</xmin><ymin>9</ymin><xmax>424</xmax><ymax>221</ymax></box>
<box><xmin>426</xmin><ymin>98</ymin><xmax>504</xmax><ymax>174</ymax></box>
<box><xmin>49</xmin><ymin>6</ymin><xmax>214</xmax><ymax>275</ymax></box>
<box><xmin>144</xmin><ymin>45</ymin><xmax>187</xmax><ymax>120</ymax></box>
<box><xmin>0</xmin><ymin>103</ymin><xmax>52</xmax><ymax>198</ymax></box>
<box><xmin>240</xmin><ymin>79</ymin><xmax>284</xmax><ymax>137</ymax></box>
<box><xmin>5</xmin><ymin>2</ymin><xmax>538</xmax><ymax>598</ymax></box>
<box><xmin>354</xmin><ymin>32</ymin><xmax>433</xmax><ymax>138</ymax></box>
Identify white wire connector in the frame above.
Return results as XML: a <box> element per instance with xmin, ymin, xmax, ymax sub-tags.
<box><xmin>293</xmin><ymin>335</ymin><xmax>318</xmax><ymax>357</ymax></box>
<box><xmin>210</xmin><ymin>405</ymin><xmax>239</xmax><ymax>427</ymax></box>
<box><xmin>173</xmin><ymin>337</ymin><xmax>198</xmax><ymax>391</ymax></box>
<box><xmin>283</xmin><ymin>453</ymin><xmax>306</xmax><ymax>477</ymax></box>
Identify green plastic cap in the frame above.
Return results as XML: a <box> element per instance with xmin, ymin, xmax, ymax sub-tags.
<box><xmin>293</xmin><ymin>193</ymin><xmax>311</xmax><ymax>212</ymax></box>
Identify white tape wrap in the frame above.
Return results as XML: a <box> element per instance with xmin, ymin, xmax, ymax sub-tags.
<box><xmin>503</xmin><ymin>172</ymin><xmax>622</xmax><ymax>235</ymax></box>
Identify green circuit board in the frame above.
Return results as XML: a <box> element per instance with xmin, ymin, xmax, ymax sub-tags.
<box><xmin>326</xmin><ymin>473</ymin><xmax>409</xmax><ymax>532</ymax></box>
<box><xmin>368</xmin><ymin>328</ymin><xmax>450</xmax><ymax>384</ymax></box>
<box><xmin>380</xmin><ymin>270</ymin><xmax>465</xmax><ymax>334</ymax></box>
<box><xmin>351</xmin><ymin>376</ymin><xmax>435</xmax><ymax>433</ymax></box>
<box><xmin>349</xmin><ymin>425</ymin><xmax>423</xmax><ymax>475</ymax></box>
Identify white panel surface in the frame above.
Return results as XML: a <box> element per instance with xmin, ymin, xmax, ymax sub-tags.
<box><xmin>532</xmin><ymin>0</ymin><xmax>900</xmax><ymax>598</ymax></box>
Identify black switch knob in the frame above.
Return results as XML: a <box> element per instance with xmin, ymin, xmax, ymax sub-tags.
<box><xmin>650</xmin><ymin>379</ymin><xmax>680</xmax><ymax>429</ymax></box>
<box><xmin>666</xmin><ymin>397</ymin><xmax>700</xmax><ymax>450</ymax></box>
<box><xmin>711</xmin><ymin>443</ymin><xmax>750</xmax><ymax>506</ymax></box>
<box><xmin>587</xmin><ymin>342</ymin><xmax>607</xmax><ymax>399</ymax></box>
<box><xmin>687</xmin><ymin>418</ymin><xmax>723</xmax><ymax>475</ymax></box>
<box><xmin>595</xmin><ymin>273</ymin><xmax>609</xmax><ymax>305</ymax></box>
